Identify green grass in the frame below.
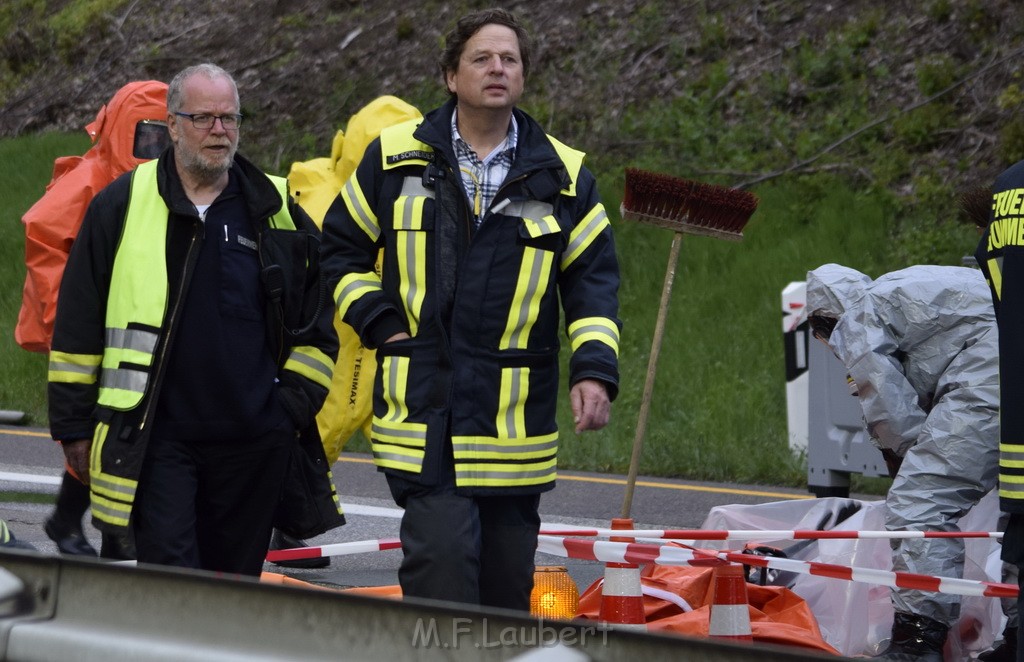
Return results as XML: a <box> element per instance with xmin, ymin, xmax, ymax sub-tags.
<box><xmin>0</xmin><ymin>490</ymin><xmax>55</xmax><ymax>505</ymax></box>
<box><xmin>3</xmin><ymin>131</ymin><xmax>940</xmax><ymax>501</ymax></box>
<box><xmin>1</xmin><ymin>131</ymin><xmax>91</xmax><ymax>427</ymax></box>
<box><xmin>553</xmin><ymin>173</ymin><xmax>900</xmax><ymax>489</ymax></box>
<box><xmin>2</xmin><ymin>130</ymin><xmax>937</xmax><ymax>497</ymax></box>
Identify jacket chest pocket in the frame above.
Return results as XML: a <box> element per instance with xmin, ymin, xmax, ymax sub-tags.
<box><xmin>495</xmin><ymin>200</ymin><xmax>563</xmax><ymax>350</ymax></box>
<box><xmin>391</xmin><ymin>177</ymin><xmax>435</xmax><ymax>336</ymax></box>
<box><xmin>219</xmin><ymin>224</ymin><xmax>263</xmax><ymax>321</ymax></box>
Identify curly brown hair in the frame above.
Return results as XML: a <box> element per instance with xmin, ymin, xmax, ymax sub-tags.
<box><xmin>438</xmin><ymin>8</ymin><xmax>532</xmax><ymax>97</ymax></box>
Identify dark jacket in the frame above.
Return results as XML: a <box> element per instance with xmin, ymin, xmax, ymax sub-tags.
<box><xmin>48</xmin><ymin>148</ymin><xmax>343</xmax><ymax>536</ymax></box>
<box><xmin>320</xmin><ymin>99</ymin><xmax>621</xmax><ymax>494</ymax></box>
<box><xmin>977</xmin><ymin>158</ymin><xmax>1024</xmax><ymax>515</ymax></box>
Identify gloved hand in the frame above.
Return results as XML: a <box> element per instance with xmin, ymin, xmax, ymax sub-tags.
<box><xmin>881</xmin><ymin>448</ymin><xmax>903</xmax><ymax>479</ymax></box>
<box><xmin>61</xmin><ymin>439</ymin><xmax>92</xmax><ymax>485</ymax></box>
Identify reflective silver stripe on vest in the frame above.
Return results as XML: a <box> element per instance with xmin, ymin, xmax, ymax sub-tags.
<box><xmin>100</xmin><ymin>367</ymin><xmax>149</xmax><ymax>395</ymax></box>
<box><xmin>106</xmin><ymin>326</ymin><xmax>159</xmax><ymax>354</ymax></box>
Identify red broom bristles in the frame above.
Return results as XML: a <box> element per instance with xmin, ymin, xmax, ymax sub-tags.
<box><xmin>621</xmin><ymin>168</ymin><xmax>759</xmax><ymax>240</ymax></box>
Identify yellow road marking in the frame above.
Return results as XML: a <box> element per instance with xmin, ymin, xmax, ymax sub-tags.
<box><xmin>335</xmin><ymin>455</ymin><xmax>811</xmax><ymax>500</ymax></box>
<box><xmin>1</xmin><ymin>428</ymin><xmax>810</xmax><ymax>501</ymax></box>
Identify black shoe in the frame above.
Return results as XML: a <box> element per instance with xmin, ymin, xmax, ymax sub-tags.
<box><xmin>44</xmin><ymin>517</ymin><xmax>98</xmax><ymax>556</ymax></box>
<box><xmin>875</xmin><ymin>612</ymin><xmax>947</xmax><ymax>661</ymax></box>
<box><xmin>979</xmin><ymin>626</ymin><xmax>1018</xmax><ymax>662</ymax></box>
<box><xmin>269</xmin><ymin>529</ymin><xmax>329</xmax><ymax>569</ymax></box>
<box><xmin>100</xmin><ymin>530</ymin><xmax>135</xmax><ymax>561</ymax></box>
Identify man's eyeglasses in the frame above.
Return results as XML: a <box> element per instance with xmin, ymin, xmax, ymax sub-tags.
<box><xmin>173</xmin><ymin>112</ymin><xmax>243</xmax><ymax>130</ymax></box>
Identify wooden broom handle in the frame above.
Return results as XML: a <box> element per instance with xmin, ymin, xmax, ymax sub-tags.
<box><xmin>621</xmin><ymin>230</ymin><xmax>683</xmax><ymax>519</ymax></box>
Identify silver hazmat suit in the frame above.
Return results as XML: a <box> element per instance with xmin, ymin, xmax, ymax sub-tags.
<box><xmin>806</xmin><ymin>263</ymin><xmax>999</xmax><ymax>626</ymax></box>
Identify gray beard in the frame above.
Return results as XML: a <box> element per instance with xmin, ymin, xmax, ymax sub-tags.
<box><xmin>180</xmin><ymin>145</ymin><xmax>236</xmax><ymax>183</ymax></box>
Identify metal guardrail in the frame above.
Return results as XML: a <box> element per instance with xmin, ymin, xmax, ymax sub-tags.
<box><xmin>0</xmin><ymin>549</ymin><xmax>847</xmax><ymax>661</ymax></box>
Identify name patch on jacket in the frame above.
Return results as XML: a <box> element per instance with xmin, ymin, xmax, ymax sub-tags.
<box><xmin>387</xmin><ymin>150</ymin><xmax>434</xmax><ymax>165</ymax></box>
<box><xmin>236</xmin><ymin>235</ymin><xmax>257</xmax><ymax>251</ymax></box>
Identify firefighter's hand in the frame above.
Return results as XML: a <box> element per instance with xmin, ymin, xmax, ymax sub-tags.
<box><xmin>62</xmin><ymin>439</ymin><xmax>92</xmax><ymax>485</ymax></box>
<box><xmin>571</xmin><ymin>379</ymin><xmax>610</xmax><ymax>433</ymax></box>
<box><xmin>880</xmin><ymin>448</ymin><xmax>903</xmax><ymax>480</ymax></box>
<box><xmin>384</xmin><ymin>332</ymin><xmax>411</xmax><ymax>344</ymax></box>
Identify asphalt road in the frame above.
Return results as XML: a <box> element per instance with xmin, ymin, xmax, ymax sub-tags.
<box><xmin>0</xmin><ymin>424</ymin><xmax>870</xmax><ymax>592</ymax></box>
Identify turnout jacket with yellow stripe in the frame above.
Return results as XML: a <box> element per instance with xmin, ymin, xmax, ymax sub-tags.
<box><xmin>48</xmin><ymin>150</ymin><xmax>342</xmax><ymax>535</ymax></box>
<box><xmin>977</xmin><ymin>158</ymin><xmax>1024</xmax><ymax>514</ymax></box>
<box><xmin>320</xmin><ymin>100</ymin><xmax>621</xmax><ymax>494</ymax></box>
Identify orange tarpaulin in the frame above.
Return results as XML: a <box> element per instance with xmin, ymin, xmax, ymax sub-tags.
<box><xmin>576</xmin><ymin>563</ymin><xmax>839</xmax><ymax>655</ymax></box>
<box><xmin>16</xmin><ymin>80</ymin><xmax>168</xmax><ymax>353</ymax></box>
<box><xmin>260</xmin><ymin>572</ymin><xmax>402</xmax><ymax>598</ymax></box>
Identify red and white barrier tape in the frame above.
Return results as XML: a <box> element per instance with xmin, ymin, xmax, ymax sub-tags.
<box><xmin>536</xmin><ymin>536</ymin><xmax>1019</xmax><ymax>600</ymax></box>
<box><xmin>538</xmin><ymin>527</ymin><xmax>1003</xmax><ymax>541</ymax></box>
<box><xmin>265</xmin><ymin>537</ymin><xmax>401</xmax><ymax>563</ymax></box>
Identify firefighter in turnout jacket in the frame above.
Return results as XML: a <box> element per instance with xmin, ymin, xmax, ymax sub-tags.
<box><xmin>320</xmin><ymin>9</ymin><xmax>621</xmax><ymax>609</ymax></box>
<box><xmin>977</xmin><ymin>158</ymin><xmax>1024</xmax><ymax>662</ymax></box>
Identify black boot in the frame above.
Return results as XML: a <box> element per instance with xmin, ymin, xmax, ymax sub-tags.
<box><xmin>979</xmin><ymin>625</ymin><xmax>1018</xmax><ymax>662</ymax></box>
<box><xmin>875</xmin><ymin>612</ymin><xmax>948</xmax><ymax>661</ymax></box>
<box><xmin>44</xmin><ymin>517</ymin><xmax>97</xmax><ymax>556</ymax></box>
<box><xmin>100</xmin><ymin>530</ymin><xmax>136</xmax><ymax>561</ymax></box>
<box><xmin>45</xmin><ymin>471</ymin><xmax>97</xmax><ymax>556</ymax></box>
<box><xmin>269</xmin><ymin>529</ymin><xmax>329</xmax><ymax>569</ymax></box>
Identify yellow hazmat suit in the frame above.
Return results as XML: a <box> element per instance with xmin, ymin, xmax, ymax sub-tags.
<box><xmin>289</xmin><ymin>96</ymin><xmax>422</xmax><ymax>463</ymax></box>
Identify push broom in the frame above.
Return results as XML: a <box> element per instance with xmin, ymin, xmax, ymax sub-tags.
<box><xmin>957</xmin><ymin>185</ymin><xmax>991</xmax><ymax>231</ymax></box>
<box><xmin>618</xmin><ymin>168</ymin><xmax>759</xmax><ymax>519</ymax></box>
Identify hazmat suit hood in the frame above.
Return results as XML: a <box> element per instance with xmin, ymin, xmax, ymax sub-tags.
<box><xmin>803</xmin><ymin>263</ymin><xmax>1000</xmax><ymax>628</ymax></box>
<box><xmin>288</xmin><ymin>95</ymin><xmax>423</xmax><ymax>227</ymax></box>
<box><xmin>17</xmin><ymin>80</ymin><xmax>169</xmax><ymax>353</ymax></box>
<box><xmin>84</xmin><ymin>80</ymin><xmax>169</xmax><ymax>176</ymax></box>
<box><xmin>805</xmin><ymin>263</ymin><xmax>871</xmax><ymax>321</ymax></box>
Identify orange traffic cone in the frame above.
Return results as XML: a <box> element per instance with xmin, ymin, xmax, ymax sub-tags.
<box><xmin>598</xmin><ymin>517</ymin><xmax>646</xmax><ymax>629</ymax></box>
<box><xmin>707</xmin><ymin>563</ymin><xmax>753</xmax><ymax>642</ymax></box>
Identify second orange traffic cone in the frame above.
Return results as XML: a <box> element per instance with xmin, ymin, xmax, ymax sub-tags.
<box><xmin>598</xmin><ymin>517</ymin><xmax>646</xmax><ymax>629</ymax></box>
<box><xmin>707</xmin><ymin>563</ymin><xmax>753</xmax><ymax>642</ymax></box>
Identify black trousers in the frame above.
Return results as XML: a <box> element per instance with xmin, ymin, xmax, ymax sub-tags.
<box><xmin>133</xmin><ymin>425</ymin><xmax>292</xmax><ymax>576</ymax></box>
<box><xmin>1002</xmin><ymin>513</ymin><xmax>1024</xmax><ymax>662</ymax></box>
<box><xmin>387</xmin><ymin>472</ymin><xmax>541</xmax><ymax>610</ymax></box>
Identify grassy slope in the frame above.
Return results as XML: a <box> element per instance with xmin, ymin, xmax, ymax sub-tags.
<box><xmin>2</xmin><ymin>128</ymin><xmax>972</xmax><ymax>494</ymax></box>
<box><xmin>1</xmin><ymin>131</ymin><xmax>90</xmax><ymax>425</ymax></box>
<box><xmin>4</xmin><ymin>122</ymin><xmax>970</xmax><ymax>498</ymax></box>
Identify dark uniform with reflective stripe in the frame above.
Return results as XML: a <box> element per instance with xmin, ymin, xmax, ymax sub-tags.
<box><xmin>48</xmin><ymin>150</ymin><xmax>341</xmax><ymax>576</ymax></box>
<box><xmin>977</xmin><ymin>160</ymin><xmax>1024</xmax><ymax>661</ymax></box>
<box><xmin>321</xmin><ymin>98</ymin><xmax>621</xmax><ymax>607</ymax></box>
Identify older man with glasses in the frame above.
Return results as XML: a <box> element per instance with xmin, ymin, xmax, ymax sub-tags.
<box><xmin>47</xmin><ymin>63</ymin><xmax>342</xmax><ymax>576</ymax></box>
